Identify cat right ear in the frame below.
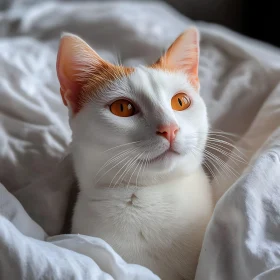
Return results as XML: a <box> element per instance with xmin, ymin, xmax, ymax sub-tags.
<box><xmin>56</xmin><ymin>33</ymin><xmax>104</xmax><ymax>114</ymax></box>
<box><xmin>151</xmin><ymin>28</ymin><xmax>200</xmax><ymax>90</ymax></box>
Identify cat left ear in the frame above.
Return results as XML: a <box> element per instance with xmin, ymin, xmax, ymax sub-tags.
<box><xmin>152</xmin><ymin>27</ymin><xmax>200</xmax><ymax>89</ymax></box>
<box><xmin>57</xmin><ymin>33</ymin><xmax>134</xmax><ymax>115</ymax></box>
<box><xmin>56</xmin><ymin>33</ymin><xmax>109</xmax><ymax>114</ymax></box>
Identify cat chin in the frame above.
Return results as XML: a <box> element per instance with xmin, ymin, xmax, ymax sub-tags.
<box><xmin>145</xmin><ymin>152</ymin><xmax>194</xmax><ymax>173</ymax></box>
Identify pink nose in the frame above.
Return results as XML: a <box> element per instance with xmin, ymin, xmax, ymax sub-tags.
<box><xmin>156</xmin><ymin>124</ymin><xmax>179</xmax><ymax>143</ymax></box>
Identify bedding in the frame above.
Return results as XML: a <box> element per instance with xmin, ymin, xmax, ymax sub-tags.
<box><xmin>0</xmin><ymin>1</ymin><xmax>280</xmax><ymax>279</ymax></box>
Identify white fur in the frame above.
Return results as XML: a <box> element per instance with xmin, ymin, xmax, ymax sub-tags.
<box><xmin>71</xmin><ymin>67</ymin><xmax>214</xmax><ymax>280</ymax></box>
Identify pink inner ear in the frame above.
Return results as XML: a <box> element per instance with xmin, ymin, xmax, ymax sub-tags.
<box><xmin>56</xmin><ymin>35</ymin><xmax>85</xmax><ymax>113</ymax></box>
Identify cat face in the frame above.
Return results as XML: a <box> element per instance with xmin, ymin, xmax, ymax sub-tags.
<box><xmin>57</xmin><ymin>28</ymin><xmax>208</xmax><ymax>188</ymax></box>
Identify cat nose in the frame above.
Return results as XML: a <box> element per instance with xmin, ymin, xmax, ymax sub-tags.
<box><xmin>156</xmin><ymin>124</ymin><xmax>179</xmax><ymax>143</ymax></box>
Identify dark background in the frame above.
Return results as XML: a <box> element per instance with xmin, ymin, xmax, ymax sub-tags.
<box><xmin>164</xmin><ymin>0</ymin><xmax>279</xmax><ymax>47</ymax></box>
<box><xmin>0</xmin><ymin>0</ymin><xmax>278</xmax><ymax>47</ymax></box>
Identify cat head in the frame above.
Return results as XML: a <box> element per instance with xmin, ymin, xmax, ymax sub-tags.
<box><xmin>57</xmin><ymin>28</ymin><xmax>208</xmax><ymax>189</ymax></box>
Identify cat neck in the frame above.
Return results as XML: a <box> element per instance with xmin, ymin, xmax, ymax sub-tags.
<box><xmin>77</xmin><ymin>165</ymin><xmax>207</xmax><ymax>201</ymax></box>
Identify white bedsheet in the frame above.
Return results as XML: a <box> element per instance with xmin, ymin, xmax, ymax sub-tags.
<box><xmin>0</xmin><ymin>1</ymin><xmax>280</xmax><ymax>279</ymax></box>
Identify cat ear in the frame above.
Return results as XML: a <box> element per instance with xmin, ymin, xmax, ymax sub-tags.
<box><xmin>56</xmin><ymin>33</ymin><xmax>109</xmax><ymax>114</ymax></box>
<box><xmin>57</xmin><ymin>33</ymin><xmax>133</xmax><ymax>114</ymax></box>
<box><xmin>152</xmin><ymin>27</ymin><xmax>200</xmax><ymax>89</ymax></box>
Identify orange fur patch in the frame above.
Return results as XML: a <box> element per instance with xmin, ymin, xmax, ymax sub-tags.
<box><xmin>150</xmin><ymin>59</ymin><xmax>199</xmax><ymax>90</ymax></box>
<box><xmin>76</xmin><ymin>64</ymin><xmax>134</xmax><ymax>112</ymax></box>
<box><xmin>60</xmin><ymin>64</ymin><xmax>134</xmax><ymax>114</ymax></box>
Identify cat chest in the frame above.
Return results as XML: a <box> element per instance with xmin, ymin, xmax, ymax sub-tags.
<box><xmin>72</xmin><ymin>181</ymin><xmax>213</xmax><ymax>280</ymax></box>
<box><xmin>89</xmin><ymin>185</ymin><xmax>211</xmax><ymax>241</ymax></box>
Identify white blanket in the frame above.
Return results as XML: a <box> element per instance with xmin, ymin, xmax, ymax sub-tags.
<box><xmin>0</xmin><ymin>1</ymin><xmax>280</xmax><ymax>279</ymax></box>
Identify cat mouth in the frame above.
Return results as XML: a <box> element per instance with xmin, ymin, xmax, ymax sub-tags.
<box><xmin>148</xmin><ymin>149</ymin><xmax>179</xmax><ymax>163</ymax></box>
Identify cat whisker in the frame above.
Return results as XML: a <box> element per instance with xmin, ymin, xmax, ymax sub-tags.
<box><xmin>206</xmin><ymin>154</ymin><xmax>227</xmax><ymax>178</ymax></box>
<box><xmin>189</xmin><ymin>131</ymin><xmax>247</xmax><ymax>163</ymax></box>
<box><xmin>94</xmin><ymin>142</ymin><xmax>146</xmax><ymax>187</ymax></box>
<box><xmin>94</xmin><ymin>154</ymin><xmax>131</xmax><ymax>187</ymax></box>
<box><xmin>207</xmin><ymin>138</ymin><xmax>247</xmax><ymax>160</ymax></box>
<box><xmin>192</xmin><ymin>145</ymin><xmax>239</xmax><ymax>183</ymax></box>
<box><xmin>208</xmin><ymin>129</ymin><xmax>240</xmax><ymax>138</ymax></box>
<box><xmin>136</xmin><ymin>151</ymin><xmax>148</xmax><ymax>187</ymax></box>
<box><xmin>110</xmin><ymin>151</ymin><xmax>142</xmax><ymax>189</ymax></box>
<box><xmin>206</xmin><ymin>144</ymin><xmax>247</xmax><ymax>165</ymax></box>
<box><xmin>189</xmin><ymin>148</ymin><xmax>211</xmax><ymax>178</ymax></box>
<box><xmin>199</xmin><ymin>149</ymin><xmax>224</xmax><ymax>181</ymax></box>
<box><xmin>202</xmin><ymin>153</ymin><xmax>229</xmax><ymax>182</ymax></box>
<box><xmin>113</xmin><ymin>151</ymin><xmax>144</xmax><ymax>189</ymax></box>
<box><xmin>195</xmin><ymin>130</ymin><xmax>240</xmax><ymax>144</ymax></box>
<box><xmin>206</xmin><ymin>141</ymin><xmax>247</xmax><ymax>162</ymax></box>
<box><xmin>203</xmin><ymin>160</ymin><xmax>217</xmax><ymax>181</ymax></box>
<box><xmin>194</xmin><ymin>130</ymin><xmax>238</xmax><ymax>137</ymax></box>
<box><xmin>109</xmin><ymin>141</ymin><xmax>151</xmax><ymax>189</ymax></box>
<box><xmin>142</xmin><ymin>151</ymin><xmax>151</xmax><ymax>185</ymax></box>
<box><xmin>205</xmin><ymin>149</ymin><xmax>239</xmax><ymax>177</ymax></box>
<box><xmin>125</xmin><ymin>151</ymin><xmax>146</xmax><ymax>189</ymax></box>
<box><xmin>102</xmin><ymin>140</ymin><xmax>141</xmax><ymax>153</ymax></box>
<box><xmin>94</xmin><ymin>146</ymin><xmax>138</xmax><ymax>180</ymax></box>
<box><xmin>121</xmin><ymin>144</ymin><xmax>152</xmax><ymax>190</ymax></box>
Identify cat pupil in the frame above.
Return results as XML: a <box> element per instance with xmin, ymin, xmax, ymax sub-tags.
<box><xmin>120</xmin><ymin>104</ymin><xmax>124</xmax><ymax>112</ymax></box>
<box><xmin>178</xmin><ymin>98</ymin><xmax>182</xmax><ymax>106</ymax></box>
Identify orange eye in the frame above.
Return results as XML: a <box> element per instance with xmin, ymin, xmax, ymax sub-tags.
<box><xmin>171</xmin><ymin>93</ymin><xmax>191</xmax><ymax>111</ymax></box>
<box><xmin>110</xmin><ymin>99</ymin><xmax>136</xmax><ymax>117</ymax></box>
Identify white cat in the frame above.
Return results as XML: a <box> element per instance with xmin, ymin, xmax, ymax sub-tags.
<box><xmin>56</xmin><ymin>28</ymin><xmax>214</xmax><ymax>280</ymax></box>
